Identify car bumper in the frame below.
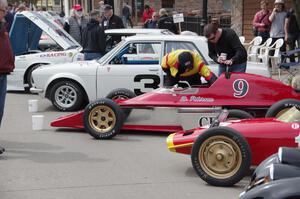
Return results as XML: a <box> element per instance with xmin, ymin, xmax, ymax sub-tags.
<box><xmin>30</xmin><ymin>87</ymin><xmax>44</xmax><ymax>94</ymax></box>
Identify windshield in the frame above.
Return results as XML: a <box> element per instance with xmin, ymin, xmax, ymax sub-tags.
<box><xmin>98</xmin><ymin>40</ymin><xmax>126</xmax><ymax>63</ymax></box>
<box><xmin>277</xmin><ymin>106</ymin><xmax>300</xmax><ymax>122</ymax></box>
<box><xmin>33</xmin><ymin>12</ymin><xmax>80</xmax><ymax>48</ymax></box>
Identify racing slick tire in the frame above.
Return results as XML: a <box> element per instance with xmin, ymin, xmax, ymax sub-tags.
<box><xmin>227</xmin><ymin>109</ymin><xmax>253</xmax><ymax>120</ymax></box>
<box><xmin>191</xmin><ymin>127</ymin><xmax>251</xmax><ymax>187</ymax></box>
<box><xmin>50</xmin><ymin>80</ymin><xmax>84</xmax><ymax>112</ymax></box>
<box><xmin>84</xmin><ymin>98</ymin><xmax>124</xmax><ymax>139</ymax></box>
<box><xmin>106</xmin><ymin>88</ymin><xmax>136</xmax><ymax>119</ymax></box>
<box><xmin>265</xmin><ymin>99</ymin><xmax>300</xmax><ymax>118</ymax></box>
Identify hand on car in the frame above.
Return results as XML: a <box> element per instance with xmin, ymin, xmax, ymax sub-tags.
<box><xmin>217</xmin><ymin>56</ymin><xmax>225</xmax><ymax>63</ymax></box>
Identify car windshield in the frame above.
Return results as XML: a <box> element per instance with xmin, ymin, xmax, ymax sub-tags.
<box><xmin>98</xmin><ymin>40</ymin><xmax>126</xmax><ymax>63</ymax></box>
<box><xmin>277</xmin><ymin>106</ymin><xmax>300</xmax><ymax>122</ymax></box>
<box><xmin>33</xmin><ymin>12</ymin><xmax>79</xmax><ymax>48</ymax></box>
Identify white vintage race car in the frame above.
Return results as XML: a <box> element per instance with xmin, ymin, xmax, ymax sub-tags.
<box><xmin>7</xmin><ymin>11</ymin><xmax>83</xmax><ymax>91</ymax></box>
<box><xmin>31</xmin><ymin>34</ymin><xmax>271</xmax><ymax>111</ymax></box>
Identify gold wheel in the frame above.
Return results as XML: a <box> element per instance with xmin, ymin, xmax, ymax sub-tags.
<box><xmin>111</xmin><ymin>95</ymin><xmax>130</xmax><ymax>100</ymax></box>
<box><xmin>198</xmin><ymin>135</ymin><xmax>242</xmax><ymax>179</ymax></box>
<box><xmin>88</xmin><ymin>105</ymin><xmax>116</xmax><ymax>133</ymax></box>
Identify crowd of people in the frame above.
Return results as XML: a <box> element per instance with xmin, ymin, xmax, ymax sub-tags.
<box><xmin>253</xmin><ymin>0</ymin><xmax>300</xmax><ymax>62</ymax></box>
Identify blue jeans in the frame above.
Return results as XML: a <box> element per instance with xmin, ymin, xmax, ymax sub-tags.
<box><xmin>0</xmin><ymin>74</ymin><xmax>7</xmax><ymax>126</ymax></box>
<box><xmin>219</xmin><ymin>62</ymin><xmax>247</xmax><ymax>76</ymax></box>
<box><xmin>84</xmin><ymin>53</ymin><xmax>102</xmax><ymax>60</ymax></box>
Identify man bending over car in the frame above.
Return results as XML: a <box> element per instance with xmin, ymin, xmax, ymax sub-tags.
<box><xmin>162</xmin><ymin>50</ymin><xmax>217</xmax><ymax>86</ymax></box>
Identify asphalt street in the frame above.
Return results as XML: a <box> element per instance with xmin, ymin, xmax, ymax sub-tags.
<box><xmin>0</xmin><ymin>92</ymin><xmax>249</xmax><ymax>199</ymax></box>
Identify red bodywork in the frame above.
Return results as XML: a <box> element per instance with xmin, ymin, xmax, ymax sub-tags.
<box><xmin>51</xmin><ymin>73</ymin><xmax>300</xmax><ymax>131</ymax></box>
<box><xmin>167</xmin><ymin>118</ymin><xmax>299</xmax><ymax>165</ymax></box>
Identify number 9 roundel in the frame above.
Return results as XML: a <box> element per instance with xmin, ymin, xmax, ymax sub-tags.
<box><xmin>233</xmin><ymin>79</ymin><xmax>249</xmax><ymax>98</ymax></box>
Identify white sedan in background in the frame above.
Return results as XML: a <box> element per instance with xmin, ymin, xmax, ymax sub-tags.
<box><xmin>31</xmin><ymin>34</ymin><xmax>271</xmax><ymax>111</ymax></box>
<box><xmin>8</xmin><ymin>11</ymin><xmax>83</xmax><ymax>91</ymax></box>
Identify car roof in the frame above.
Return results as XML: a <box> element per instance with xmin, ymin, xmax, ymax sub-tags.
<box><xmin>124</xmin><ymin>34</ymin><xmax>207</xmax><ymax>42</ymax></box>
<box><xmin>105</xmin><ymin>28</ymin><xmax>174</xmax><ymax>35</ymax></box>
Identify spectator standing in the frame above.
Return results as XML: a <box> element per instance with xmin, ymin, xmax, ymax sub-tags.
<box><xmin>0</xmin><ymin>0</ymin><xmax>15</xmax><ymax>154</ymax></box>
<box><xmin>144</xmin><ymin>12</ymin><xmax>158</xmax><ymax>28</ymax></box>
<box><xmin>64</xmin><ymin>4</ymin><xmax>88</xmax><ymax>45</ymax></box>
<box><xmin>82</xmin><ymin>10</ymin><xmax>106</xmax><ymax>60</ymax></box>
<box><xmin>98</xmin><ymin>1</ymin><xmax>105</xmax><ymax>21</ymax></box>
<box><xmin>142</xmin><ymin>4</ymin><xmax>154</xmax><ymax>23</ymax></box>
<box><xmin>284</xmin><ymin>8</ymin><xmax>300</xmax><ymax>62</ymax></box>
<box><xmin>122</xmin><ymin>1</ymin><xmax>133</xmax><ymax>28</ymax></box>
<box><xmin>157</xmin><ymin>8</ymin><xmax>178</xmax><ymax>34</ymax></box>
<box><xmin>204</xmin><ymin>23</ymin><xmax>247</xmax><ymax>76</ymax></box>
<box><xmin>269</xmin><ymin>0</ymin><xmax>287</xmax><ymax>59</ymax></box>
<box><xmin>252</xmin><ymin>0</ymin><xmax>271</xmax><ymax>43</ymax></box>
<box><xmin>101</xmin><ymin>4</ymin><xmax>124</xmax><ymax>46</ymax></box>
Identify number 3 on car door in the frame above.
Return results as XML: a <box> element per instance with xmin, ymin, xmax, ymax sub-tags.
<box><xmin>134</xmin><ymin>74</ymin><xmax>161</xmax><ymax>95</ymax></box>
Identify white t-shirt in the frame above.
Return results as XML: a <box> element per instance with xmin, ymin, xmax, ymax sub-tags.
<box><xmin>270</xmin><ymin>11</ymin><xmax>287</xmax><ymax>38</ymax></box>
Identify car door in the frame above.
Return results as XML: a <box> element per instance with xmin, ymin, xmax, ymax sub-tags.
<box><xmin>97</xmin><ymin>41</ymin><xmax>163</xmax><ymax>97</ymax></box>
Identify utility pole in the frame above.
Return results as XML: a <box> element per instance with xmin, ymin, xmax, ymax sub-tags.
<box><xmin>200</xmin><ymin>0</ymin><xmax>208</xmax><ymax>35</ymax></box>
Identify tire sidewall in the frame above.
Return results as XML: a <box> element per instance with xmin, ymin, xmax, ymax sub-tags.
<box><xmin>106</xmin><ymin>88</ymin><xmax>136</xmax><ymax>99</ymax></box>
<box><xmin>265</xmin><ymin>99</ymin><xmax>300</xmax><ymax>118</ymax></box>
<box><xmin>191</xmin><ymin>127</ymin><xmax>251</xmax><ymax>186</ymax></box>
<box><xmin>106</xmin><ymin>88</ymin><xmax>136</xmax><ymax>119</ymax></box>
<box><xmin>50</xmin><ymin>81</ymin><xmax>83</xmax><ymax>111</ymax></box>
<box><xmin>83</xmin><ymin>98</ymin><xmax>124</xmax><ymax>139</ymax></box>
<box><xmin>227</xmin><ymin>109</ymin><xmax>253</xmax><ymax>120</ymax></box>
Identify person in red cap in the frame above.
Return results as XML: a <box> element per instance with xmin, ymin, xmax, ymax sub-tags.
<box><xmin>64</xmin><ymin>4</ymin><xmax>88</xmax><ymax>45</ymax></box>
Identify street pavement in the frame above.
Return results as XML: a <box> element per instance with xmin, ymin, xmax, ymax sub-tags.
<box><xmin>0</xmin><ymin>92</ymin><xmax>249</xmax><ymax>199</ymax></box>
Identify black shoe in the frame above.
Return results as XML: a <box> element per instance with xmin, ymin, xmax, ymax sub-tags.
<box><xmin>0</xmin><ymin>147</ymin><xmax>5</xmax><ymax>154</ymax></box>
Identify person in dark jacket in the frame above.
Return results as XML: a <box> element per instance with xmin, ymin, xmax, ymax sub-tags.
<box><xmin>82</xmin><ymin>10</ymin><xmax>106</xmax><ymax>60</ymax></box>
<box><xmin>157</xmin><ymin>8</ymin><xmax>178</xmax><ymax>34</ymax></box>
<box><xmin>204</xmin><ymin>23</ymin><xmax>247</xmax><ymax>76</ymax></box>
<box><xmin>0</xmin><ymin>0</ymin><xmax>15</xmax><ymax>154</ymax></box>
<box><xmin>284</xmin><ymin>8</ymin><xmax>300</xmax><ymax>62</ymax></box>
<box><xmin>101</xmin><ymin>4</ymin><xmax>124</xmax><ymax>47</ymax></box>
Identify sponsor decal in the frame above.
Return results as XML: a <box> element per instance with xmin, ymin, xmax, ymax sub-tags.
<box><xmin>40</xmin><ymin>52</ymin><xmax>67</xmax><ymax>58</ymax></box>
<box><xmin>233</xmin><ymin>79</ymin><xmax>249</xmax><ymax>98</ymax></box>
<box><xmin>180</xmin><ymin>96</ymin><xmax>214</xmax><ymax>102</ymax></box>
<box><xmin>68</xmin><ymin>52</ymin><xmax>73</xmax><ymax>57</ymax></box>
<box><xmin>292</xmin><ymin>123</ymin><xmax>300</xmax><ymax>129</ymax></box>
<box><xmin>198</xmin><ymin>117</ymin><xmax>215</xmax><ymax>126</ymax></box>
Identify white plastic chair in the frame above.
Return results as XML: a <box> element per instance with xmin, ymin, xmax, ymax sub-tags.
<box><xmin>246</xmin><ymin>36</ymin><xmax>263</xmax><ymax>62</ymax></box>
<box><xmin>239</xmin><ymin>36</ymin><xmax>245</xmax><ymax>44</ymax></box>
<box><xmin>268</xmin><ymin>38</ymin><xmax>284</xmax><ymax>74</ymax></box>
<box><xmin>257</xmin><ymin>38</ymin><xmax>273</xmax><ymax>65</ymax></box>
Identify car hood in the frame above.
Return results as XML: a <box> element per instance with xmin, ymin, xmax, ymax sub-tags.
<box><xmin>10</xmin><ymin>11</ymin><xmax>81</xmax><ymax>55</ymax></box>
<box><xmin>33</xmin><ymin>60</ymin><xmax>98</xmax><ymax>76</ymax></box>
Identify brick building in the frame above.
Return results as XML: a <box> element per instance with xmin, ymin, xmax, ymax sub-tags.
<box><xmin>61</xmin><ymin>0</ymin><xmax>293</xmax><ymax>40</ymax></box>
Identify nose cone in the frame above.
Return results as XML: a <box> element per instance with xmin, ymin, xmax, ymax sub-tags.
<box><xmin>166</xmin><ymin>133</ymin><xmax>176</xmax><ymax>152</ymax></box>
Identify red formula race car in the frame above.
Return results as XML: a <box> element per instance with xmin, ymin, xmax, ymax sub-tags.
<box><xmin>166</xmin><ymin>105</ymin><xmax>300</xmax><ymax>187</ymax></box>
<box><xmin>51</xmin><ymin>73</ymin><xmax>300</xmax><ymax>139</ymax></box>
